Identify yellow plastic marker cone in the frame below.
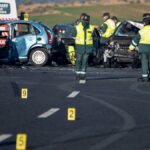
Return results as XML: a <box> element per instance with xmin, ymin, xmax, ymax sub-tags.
<box><xmin>16</xmin><ymin>134</ymin><xmax>27</xmax><ymax>150</ymax></box>
<box><xmin>68</xmin><ymin>108</ymin><xmax>76</xmax><ymax>121</ymax></box>
<box><xmin>21</xmin><ymin>88</ymin><xmax>28</xmax><ymax>99</ymax></box>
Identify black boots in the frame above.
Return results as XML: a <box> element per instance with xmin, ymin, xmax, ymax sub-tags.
<box><xmin>76</xmin><ymin>73</ymin><xmax>86</xmax><ymax>81</ymax></box>
<box><xmin>80</xmin><ymin>74</ymin><xmax>86</xmax><ymax>80</ymax></box>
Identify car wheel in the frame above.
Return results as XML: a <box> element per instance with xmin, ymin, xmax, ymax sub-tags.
<box><xmin>29</xmin><ymin>48</ymin><xmax>48</xmax><ymax>66</ymax></box>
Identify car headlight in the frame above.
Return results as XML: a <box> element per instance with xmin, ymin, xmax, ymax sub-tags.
<box><xmin>62</xmin><ymin>30</ymin><xmax>66</xmax><ymax>34</ymax></box>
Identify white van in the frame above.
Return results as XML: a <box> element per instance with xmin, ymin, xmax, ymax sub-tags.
<box><xmin>0</xmin><ymin>0</ymin><xmax>18</xmax><ymax>20</ymax></box>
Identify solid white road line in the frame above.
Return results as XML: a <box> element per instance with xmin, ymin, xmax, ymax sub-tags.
<box><xmin>79</xmin><ymin>80</ymin><xmax>86</xmax><ymax>84</ymax></box>
<box><xmin>67</xmin><ymin>91</ymin><xmax>80</xmax><ymax>98</ymax></box>
<box><xmin>0</xmin><ymin>134</ymin><xmax>12</xmax><ymax>143</ymax></box>
<box><xmin>38</xmin><ymin>108</ymin><xmax>60</xmax><ymax>118</ymax></box>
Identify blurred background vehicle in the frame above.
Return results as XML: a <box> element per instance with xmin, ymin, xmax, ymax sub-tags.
<box><xmin>0</xmin><ymin>20</ymin><xmax>53</xmax><ymax>66</ymax></box>
<box><xmin>0</xmin><ymin>0</ymin><xmax>18</xmax><ymax>20</ymax></box>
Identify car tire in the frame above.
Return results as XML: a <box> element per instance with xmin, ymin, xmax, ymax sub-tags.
<box><xmin>29</xmin><ymin>48</ymin><xmax>49</xmax><ymax>66</ymax></box>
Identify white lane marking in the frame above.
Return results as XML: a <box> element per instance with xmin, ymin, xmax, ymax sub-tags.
<box><xmin>38</xmin><ymin>108</ymin><xmax>60</xmax><ymax>118</ymax></box>
<box><xmin>79</xmin><ymin>80</ymin><xmax>86</xmax><ymax>84</ymax></box>
<box><xmin>67</xmin><ymin>91</ymin><xmax>80</xmax><ymax>98</ymax></box>
<box><xmin>84</xmin><ymin>94</ymin><xmax>135</xmax><ymax>150</ymax></box>
<box><xmin>130</xmin><ymin>82</ymin><xmax>150</xmax><ymax>95</ymax></box>
<box><xmin>0</xmin><ymin>134</ymin><xmax>12</xmax><ymax>143</ymax></box>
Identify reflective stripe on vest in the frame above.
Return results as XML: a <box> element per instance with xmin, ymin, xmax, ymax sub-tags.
<box><xmin>102</xmin><ymin>19</ymin><xmax>116</xmax><ymax>38</ymax></box>
<box><xmin>116</xmin><ymin>22</ymin><xmax>121</xmax><ymax>28</ymax></box>
<box><xmin>139</xmin><ymin>26</ymin><xmax>150</xmax><ymax>44</ymax></box>
<box><xmin>75</xmin><ymin>23</ymin><xmax>94</xmax><ymax>45</ymax></box>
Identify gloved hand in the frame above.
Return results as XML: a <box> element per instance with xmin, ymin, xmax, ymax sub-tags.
<box><xmin>128</xmin><ymin>45</ymin><xmax>135</xmax><ymax>52</ymax></box>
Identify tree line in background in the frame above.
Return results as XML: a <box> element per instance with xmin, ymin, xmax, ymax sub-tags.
<box><xmin>16</xmin><ymin>0</ymin><xmax>150</xmax><ymax>5</ymax></box>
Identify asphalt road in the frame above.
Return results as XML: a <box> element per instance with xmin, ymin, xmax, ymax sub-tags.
<box><xmin>0</xmin><ymin>65</ymin><xmax>150</xmax><ymax>150</ymax></box>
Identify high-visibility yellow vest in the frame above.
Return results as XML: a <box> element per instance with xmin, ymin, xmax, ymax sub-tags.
<box><xmin>139</xmin><ymin>25</ymin><xmax>150</xmax><ymax>44</ymax></box>
<box><xmin>24</xmin><ymin>13</ymin><xmax>29</xmax><ymax>21</ymax></box>
<box><xmin>68</xmin><ymin>46</ymin><xmax>76</xmax><ymax>65</ymax></box>
<box><xmin>116</xmin><ymin>21</ymin><xmax>121</xmax><ymax>28</ymax></box>
<box><xmin>75</xmin><ymin>22</ymin><xmax>94</xmax><ymax>45</ymax></box>
<box><xmin>102</xmin><ymin>19</ymin><xmax>116</xmax><ymax>38</ymax></box>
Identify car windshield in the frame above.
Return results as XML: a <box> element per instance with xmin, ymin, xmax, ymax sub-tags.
<box><xmin>115</xmin><ymin>21</ymin><xmax>139</xmax><ymax>37</ymax></box>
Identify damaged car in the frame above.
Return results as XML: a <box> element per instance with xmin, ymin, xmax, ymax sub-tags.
<box><xmin>102</xmin><ymin>20</ymin><xmax>144</xmax><ymax>68</ymax></box>
<box><xmin>0</xmin><ymin>20</ymin><xmax>53</xmax><ymax>66</ymax></box>
<box><xmin>52</xmin><ymin>23</ymin><xmax>100</xmax><ymax>65</ymax></box>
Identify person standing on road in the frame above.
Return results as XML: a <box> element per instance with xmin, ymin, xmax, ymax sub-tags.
<box><xmin>99</xmin><ymin>12</ymin><xmax>116</xmax><ymax>44</ymax></box>
<box><xmin>129</xmin><ymin>14</ymin><xmax>150</xmax><ymax>82</ymax></box>
<box><xmin>72</xmin><ymin>13</ymin><xmax>95</xmax><ymax>81</ymax></box>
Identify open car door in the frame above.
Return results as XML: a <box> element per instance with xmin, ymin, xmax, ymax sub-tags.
<box><xmin>11</xmin><ymin>23</ymin><xmax>37</xmax><ymax>60</ymax></box>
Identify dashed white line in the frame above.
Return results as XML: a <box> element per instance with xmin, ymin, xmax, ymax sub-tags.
<box><xmin>67</xmin><ymin>91</ymin><xmax>80</xmax><ymax>98</ymax></box>
<box><xmin>0</xmin><ymin>134</ymin><xmax>12</xmax><ymax>143</ymax></box>
<box><xmin>79</xmin><ymin>80</ymin><xmax>86</xmax><ymax>84</ymax></box>
<box><xmin>38</xmin><ymin>108</ymin><xmax>60</xmax><ymax>118</ymax></box>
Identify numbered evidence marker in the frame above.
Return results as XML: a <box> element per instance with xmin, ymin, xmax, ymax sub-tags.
<box><xmin>68</xmin><ymin>108</ymin><xmax>76</xmax><ymax>121</ymax></box>
<box><xmin>16</xmin><ymin>134</ymin><xmax>27</xmax><ymax>150</ymax></box>
<box><xmin>21</xmin><ymin>88</ymin><xmax>28</xmax><ymax>99</ymax></box>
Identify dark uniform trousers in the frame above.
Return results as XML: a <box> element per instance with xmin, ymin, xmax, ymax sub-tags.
<box><xmin>141</xmin><ymin>52</ymin><xmax>150</xmax><ymax>76</ymax></box>
<box><xmin>75</xmin><ymin>44</ymin><xmax>93</xmax><ymax>73</ymax></box>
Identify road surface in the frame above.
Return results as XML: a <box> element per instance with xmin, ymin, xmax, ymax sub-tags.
<box><xmin>0</xmin><ymin>65</ymin><xmax>150</xmax><ymax>150</ymax></box>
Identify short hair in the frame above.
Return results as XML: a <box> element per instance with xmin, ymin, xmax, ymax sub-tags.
<box><xmin>143</xmin><ymin>13</ymin><xmax>150</xmax><ymax>18</ymax></box>
<box><xmin>143</xmin><ymin>17</ymin><xmax>150</xmax><ymax>25</ymax></box>
<box><xmin>102</xmin><ymin>12</ymin><xmax>110</xmax><ymax>18</ymax></box>
<box><xmin>80</xmin><ymin>13</ymin><xmax>90</xmax><ymax>21</ymax></box>
<box><xmin>111</xmin><ymin>16</ymin><xmax>118</xmax><ymax>21</ymax></box>
<box><xmin>80</xmin><ymin>13</ymin><xmax>87</xmax><ymax>19</ymax></box>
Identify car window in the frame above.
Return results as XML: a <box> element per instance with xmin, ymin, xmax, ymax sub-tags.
<box><xmin>115</xmin><ymin>22</ymin><xmax>139</xmax><ymax>37</ymax></box>
<box><xmin>33</xmin><ymin>26</ymin><xmax>40</xmax><ymax>34</ymax></box>
<box><xmin>12</xmin><ymin>23</ymin><xmax>36</xmax><ymax>38</ymax></box>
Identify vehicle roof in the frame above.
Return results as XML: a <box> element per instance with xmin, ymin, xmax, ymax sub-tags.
<box><xmin>125</xmin><ymin>20</ymin><xmax>144</xmax><ymax>29</ymax></box>
<box><xmin>55</xmin><ymin>23</ymin><xmax>74</xmax><ymax>27</ymax></box>
<box><xmin>0</xmin><ymin>20</ymin><xmax>39</xmax><ymax>24</ymax></box>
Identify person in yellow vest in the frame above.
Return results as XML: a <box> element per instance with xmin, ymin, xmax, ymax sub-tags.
<box><xmin>99</xmin><ymin>12</ymin><xmax>116</xmax><ymax>44</ymax></box>
<box><xmin>72</xmin><ymin>13</ymin><xmax>96</xmax><ymax>80</ymax></box>
<box><xmin>129</xmin><ymin>14</ymin><xmax>150</xmax><ymax>82</ymax></box>
<box><xmin>111</xmin><ymin>16</ymin><xmax>121</xmax><ymax>29</ymax></box>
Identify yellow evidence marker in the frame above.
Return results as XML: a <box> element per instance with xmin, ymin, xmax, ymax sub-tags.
<box><xmin>16</xmin><ymin>134</ymin><xmax>27</xmax><ymax>150</ymax></box>
<box><xmin>21</xmin><ymin>88</ymin><xmax>28</xmax><ymax>99</ymax></box>
<box><xmin>68</xmin><ymin>108</ymin><xmax>76</xmax><ymax>121</ymax></box>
